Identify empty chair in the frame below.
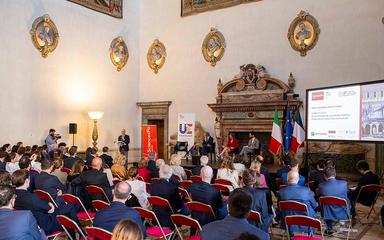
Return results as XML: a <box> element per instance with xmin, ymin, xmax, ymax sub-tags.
<box><xmin>62</xmin><ymin>193</ymin><xmax>95</xmax><ymax>223</ymax></box>
<box><xmin>354</xmin><ymin>184</ymin><xmax>383</xmax><ymax>225</ymax></box>
<box><xmin>86</xmin><ymin>185</ymin><xmax>111</xmax><ymax>204</ymax></box>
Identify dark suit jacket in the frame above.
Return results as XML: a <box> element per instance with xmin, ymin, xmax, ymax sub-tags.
<box><xmin>86</xmin><ymin>154</ymin><xmax>96</xmax><ymax>167</ymax></box>
<box><xmin>94</xmin><ymin>202</ymin><xmax>146</xmax><ymax>237</ymax></box>
<box><xmin>64</xmin><ymin>156</ymin><xmax>82</xmax><ymax>169</ymax></box>
<box><xmin>192</xmin><ymin>165</ymin><xmax>203</xmax><ymax>176</ymax></box>
<box><xmin>28</xmin><ymin>170</ymin><xmax>39</xmax><ymax>192</ymax></box>
<box><xmin>309</xmin><ymin>169</ymin><xmax>325</xmax><ymax>189</ymax></box>
<box><xmin>150</xmin><ymin>179</ymin><xmax>184</xmax><ymax>228</ymax></box>
<box><xmin>190</xmin><ymin>181</ymin><xmax>224</xmax><ymax>226</ymax></box>
<box><xmin>100</xmin><ymin>154</ymin><xmax>113</xmax><ymax>168</ymax></box>
<box><xmin>34</xmin><ymin>172</ymin><xmax>66</xmax><ymax>200</ymax></box>
<box><xmin>201</xmin><ymin>136</ymin><xmax>214</xmax><ymax>154</ymax></box>
<box><xmin>0</xmin><ymin>208</ymin><xmax>46</xmax><ymax>240</ymax></box>
<box><xmin>147</xmin><ymin>160</ymin><xmax>159</xmax><ymax>178</ymax></box>
<box><xmin>118</xmin><ymin>135</ymin><xmax>130</xmax><ymax>152</ymax></box>
<box><xmin>350</xmin><ymin>171</ymin><xmax>380</xmax><ymax>206</ymax></box>
<box><xmin>72</xmin><ymin>169</ymin><xmax>113</xmax><ymax>203</ymax></box>
<box><xmin>14</xmin><ymin>189</ymin><xmax>60</xmax><ymax>234</ymax></box>
<box><xmin>318</xmin><ymin>178</ymin><xmax>350</xmax><ymax>221</ymax></box>
<box><xmin>201</xmin><ymin>216</ymin><xmax>270</xmax><ymax>240</ymax></box>
<box><xmin>276</xmin><ymin>165</ymin><xmax>290</xmax><ymax>178</ymax></box>
<box><xmin>243</xmin><ymin>186</ymin><xmax>271</xmax><ymax>232</ymax></box>
<box><xmin>0</xmin><ymin>161</ymin><xmax>5</xmax><ymax>171</ymax></box>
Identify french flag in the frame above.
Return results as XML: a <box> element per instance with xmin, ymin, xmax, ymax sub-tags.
<box><xmin>290</xmin><ymin>110</ymin><xmax>305</xmax><ymax>154</ymax></box>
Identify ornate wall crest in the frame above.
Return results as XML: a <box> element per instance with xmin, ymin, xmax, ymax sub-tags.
<box><xmin>30</xmin><ymin>14</ymin><xmax>59</xmax><ymax>58</ymax></box>
<box><xmin>109</xmin><ymin>37</ymin><xmax>128</xmax><ymax>71</ymax></box>
<box><xmin>287</xmin><ymin>11</ymin><xmax>320</xmax><ymax>56</ymax></box>
<box><xmin>147</xmin><ymin>39</ymin><xmax>166</xmax><ymax>74</ymax></box>
<box><xmin>202</xmin><ymin>28</ymin><xmax>226</xmax><ymax>66</ymax></box>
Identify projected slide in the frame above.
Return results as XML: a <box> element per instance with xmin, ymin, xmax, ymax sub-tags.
<box><xmin>307</xmin><ymin>81</ymin><xmax>384</xmax><ymax>142</ymax></box>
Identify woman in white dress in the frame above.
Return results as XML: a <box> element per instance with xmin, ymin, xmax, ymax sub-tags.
<box><xmin>216</xmin><ymin>158</ymin><xmax>239</xmax><ymax>189</ymax></box>
<box><xmin>126</xmin><ymin>166</ymin><xmax>149</xmax><ymax>208</ymax></box>
<box><xmin>169</xmin><ymin>154</ymin><xmax>187</xmax><ymax>180</ymax></box>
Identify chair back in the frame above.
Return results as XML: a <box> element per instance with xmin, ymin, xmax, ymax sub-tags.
<box><xmin>190</xmin><ymin>175</ymin><xmax>202</xmax><ymax>183</ymax></box>
<box><xmin>137</xmin><ymin>175</ymin><xmax>145</xmax><ymax>182</ymax></box>
<box><xmin>151</xmin><ymin>177</ymin><xmax>161</xmax><ymax>183</ymax></box>
<box><xmin>186</xmin><ymin>201</ymin><xmax>215</xmax><ymax>219</ymax></box>
<box><xmin>279</xmin><ymin>200</ymin><xmax>308</xmax><ymax>215</ymax></box>
<box><xmin>275</xmin><ymin>178</ymin><xmax>283</xmax><ymax>188</ymax></box>
<box><xmin>171</xmin><ymin>214</ymin><xmax>202</xmax><ymax>239</ymax></box>
<box><xmin>146</xmin><ymin>182</ymin><xmax>151</xmax><ymax>192</ymax></box>
<box><xmin>285</xmin><ymin>215</ymin><xmax>323</xmax><ymax>239</ymax></box>
<box><xmin>178</xmin><ymin>187</ymin><xmax>192</xmax><ymax>201</ymax></box>
<box><xmin>85</xmin><ymin>227</ymin><xmax>112</xmax><ymax>240</ymax></box>
<box><xmin>133</xmin><ymin>207</ymin><xmax>172</xmax><ymax>239</ymax></box>
<box><xmin>34</xmin><ymin>189</ymin><xmax>58</xmax><ymax>207</ymax></box>
<box><xmin>180</xmin><ymin>180</ymin><xmax>192</xmax><ymax>189</ymax></box>
<box><xmin>56</xmin><ymin>215</ymin><xmax>86</xmax><ymax>240</ymax></box>
<box><xmin>247</xmin><ymin>210</ymin><xmax>262</xmax><ymax>224</ymax></box>
<box><xmin>92</xmin><ymin>200</ymin><xmax>110</xmax><ymax>211</ymax></box>
<box><xmin>61</xmin><ymin>167</ymin><xmax>71</xmax><ymax>174</ymax></box>
<box><xmin>173</xmin><ymin>174</ymin><xmax>181</xmax><ymax>182</ymax></box>
<box><xmin>279</xmin><ymin>184</ymin><xmax>287</xmax><ymax>190</ymax></box>
<box><xmin>211</xmin><ymin>183</ymin><xmax>230</xmax><ymax>194</ymax></box>
<box><xmin>148</xmin><ymin>196</ymin><xmax>173</xmax><ymax>212</ymax></box>
<box><xmin>62</xmin><ymin>193</ymin><xmax>93</xmax><ymax>222</ymax></box>
<box><xmin>85</xmin><ymin>185</ymin><xmax>111</xmax><ymax>203</ymax></box>
<box><xmin>215</xmin><ymin>178</ymin><xmax>233</xmax><ymax>187</ymax></box>
<box><xmin>184</xmin><ymin>169</ymin><xmax>193</xmax><ymax>180</ymax></box>
<box><xmin>319</xmin><ymin>196</ymin><xmax>348</xmax><ymax>207</ymax></box>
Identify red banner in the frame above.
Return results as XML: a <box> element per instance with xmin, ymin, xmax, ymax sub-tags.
<box><xmin>142</xmin><ymin>125</ymin><xmax>158</xmax><ymax>158</ymax></box>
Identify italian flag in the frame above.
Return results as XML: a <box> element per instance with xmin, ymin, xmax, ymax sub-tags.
<box><xmin>269</xmin><ymin>109</ymin><xmax>283</xmax><ymax>155</ymax></box>
<box><xmin>290</xmin><ymin>110</ymin><xmax>305</xmax><ymax>154</ymax></box>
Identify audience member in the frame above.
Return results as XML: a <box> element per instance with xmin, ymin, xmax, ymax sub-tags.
<box><xmin>58</xmin><ymin>143</ymin><xmax>68</xmax><ymax>159</ymax></box>
<box><xmin>318</xmin><ymin>166</ymin><xmax>350</xmax><ymax>232</ymax></box>
<box><xmin>67</xmin><ymin>160</ymin><xmax>84</xmax><ymax>182</ymax></box>
<box><xmin>30</xmin><ymin>151</ymin><xmax>42</xmax><ymax>172</ymax></box>
<box><xmin>309</xmin><ymin>160</ymin><xmax>325</xmax><ymax>189</ymax></box>
<box><xmin>169</xmin><ymin>154</ymin><xmax>187</xmax><ymax>180</ymax></box>
<box><xmin>6</xmin><ymin>152</ymin><xmax>19</xmax><ymax>174</ymax></box>
<box><xmin>0</xmin><ymin>185</ymin><xmax>46</xmax><ymax>239</ymax></box>
<box><xmin>126</xmin><ymin>166</ymin><xmax>149</xmax><ymax>208</ymax></box>
<box><xmin>16</xmin><ymin>146</ymin><xmax>26</xmax><ymax>161</ymax></box>
<box><xmin>51</xmin><ymin>158</ymin><xmax>67</xmax><ymax>184</ymax></box>
<box><xmin>86</xmin><ymin>148</ymin><xmax>97</xmax><ymax>167</ymax></box>
<box><xmin>249</xmin><ymin>160</ymin><xmax>268</xmax><ymax>188</ymax></box>
<box><xmin>64</xmin><ymin>146</ymin><xmax>82</xmax><ymax>169</ymax></box>
<box><xmin>0</xmin><ymin>151</ymin><xmax>7</xmax><ymax>171</ymax></box>
<box><xmin>281</xmin><ymin>158</ymin><xmax>305</xmax><ymax>186</ymax></box>
<box><xmin>1</xmin><ymin>144</ymin><xmax>11</xmax><ymax>153</ymax></box>
<box><xmin>137</xmin><ymin>158</ymin><xmax>151</xmax><ymax>183</ymax></box>
<box><xmin>201</xmin><ymin>188</ymin><xmax>269</xmax><ymax>240</ymax></box>
<box><xmin>147</xmin><ymin>152</ymin><xmax>158</xmax><ymax>178</ymax></box>
<box><xmin>192</xmin><ymin>155</ymin><xmax>209</xmax><ymax>176</ymax></box>
<box><xmin>150</xmin><ymin>164</ymin><xmax>188</xmax><ymax>229</ymax></box>
<box><xmin>217</xmin><ymin>158</ymin><xmax>239</xmax><ymax>189</ymax></box>
<box><xmin>190</xmin><ymin>166</ymin><xmax>227</xmax><ymax>226</ymax></box>
<box><xmin>112</xmin><ymin>219</ymin><xmax>144</xmax><ymax>240</ymax></box>
<box><xmin>0</xmin><ymin>170</ymin><xmax>11</xmax><ymax>185</ymax></box>
<box><xmin>276</xmin><ymin>155</ymin><xmax>291</xmax><ymax>179</ymax></box>
<box><xmin>94</xmin><ymin>182</ymin><xmax>146</xmax><ymax>237</ymax></box>
<box><xmin>18</xmin><ymin>156</ymin><xmax>38</xmax><ymax>192</ymax></box>
<box><xmin>100</xmin><ymin>146</ymin><xmax>113</xmax><ymax>168</ymax></box>
<box><xmin>111</xmin><ymin>153</ymin><xmax>128</xmax><ymax>180</ymax></box>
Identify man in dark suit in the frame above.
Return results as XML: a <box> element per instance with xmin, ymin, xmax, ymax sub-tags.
<box><xmin>349</xmin><ymin>160</ymin><xmax>380</xmax><ymax>214</ymax></box>
<box><xmin>309</xmin><ymin>160</ymin><xmax>325</xmax><ymax>190</ymax></box>
<box><xmin>94</xmin><ymin>182</ymin><xmax>146</xmax><ymax>237</ymax></box>
<box><xmin>200</xmin><ymin>132</ymin><xmax>214</xmax><ymax>155</ymax></box>
<box><xmin>190</xmin><ymin>166</ymin><xmax>226</xmax><ymax>226</ymax></box>
<box><xmin>0</xmin><ymin>185</ymin><xmax>46</xmax><ymax>240</ymax></box>
<box><xmin>150</xmin><ymin>164</ymin><xmax>188</xmax><ymax>229</ymax></box>
<box><xmin>64</xmin><ymin>146</ymin><xmax>82</xmax><ymax>169</ymax></box>
<box><xmin>18</xmin><ymin>156</ymin><xmax>38</xmax><ymax>192</ymax></box>
<box><xmin>100</xmin><ymin>146</ymin><xmax>113</xmax><ymax>168</ymax></box>
<box><xmin>279</xmin><ymin>170</ymin><xmax>318</xmax><ymax>234</ymax></box>
<box><xmin>201</xmin><ymin>188</ymin><xmax>270</xmax><ymax>240</ymax></box>
<box><xmin>72</xmin><ymin>157</ymin><xmax>113</xmax><ymax>205</ymax></box>
<box><xmin>318</xmin><ymin>166</ymin><xmax>350</xmax><ymax>232</ymax></box>
<box><xmin>85</xmin><ymin>148</ymin><xmax>97</xmax><ymax>167</ymax></box>
<box><xmin>0</xmin><ymin>151</ymin><xmax>6</xmax><ymax>171</ymax></box>
<box><xmin>147</xmin><ymin>152</ymin><xmax>158</xmax><ymax>177</ymax></box>
<box><xmin>118</xmin><ymin>129</ymin><xmax>130</xmax><ymax>160</ymax></box>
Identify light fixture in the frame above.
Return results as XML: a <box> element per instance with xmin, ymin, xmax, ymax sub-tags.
<box><xmin>88</xmin><ymin>111</ymin><xmax>104</xmax><ymax>150</ymax></box>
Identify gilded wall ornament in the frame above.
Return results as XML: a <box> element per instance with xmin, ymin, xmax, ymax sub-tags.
<box><xmin>30</xmin><ymin>14</ymin><xmax>59</xmax><ymax>58</ymax></box>
<box><xmin>147</xmin><ymin>39</ymin><xmax>166</xmax><ymax>74</ymax></box>
<box><xmin>109</xmin><ymin>37</ymin><xmax>128</xmax><ymax>71</ymax></box>
<box><xmin>287</xmin><ymin>11</ymin><xmax>320</xmax><ymax>56</ymax></box>
<box><xmin>202</xmin><ymin>28</ymin><xmax>226</xmax><ymax>66</ymax></box>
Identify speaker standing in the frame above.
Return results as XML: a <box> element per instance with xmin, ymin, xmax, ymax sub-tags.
<box><xmin>118</xmin><ymin>129</ymin><xmax>130</xmax><ymax>166</ymax></box>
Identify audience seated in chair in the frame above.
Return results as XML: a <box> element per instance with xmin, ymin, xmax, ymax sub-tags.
<box><xmin>51</xmin><ymin>158</ymin><xmax>67</xmax><ymax>185</ymax></box>
<box><xmin>242</xmin><ymin>169</ymin><xmax>272</xmax><ymax>233</ymax></box>
<box><xmin>0</xmin><ymin>151</ymin><xmax>7</xmax><ymax>171</ymax></box>
<box><xmin>309</xmin><ymin>159</ymin><xmax>326</xmax><ymax>190</ymax></box>
<box><xmin>126</xmin><ymin>166</ymin><xmax>149</xmax><ymax>208</ymax></box>
<box><xmin>63</xmin><ymin>146</ymin><xmax>82</xmax><ymax>170</ymax></box>
<box><xmin>111</xmin><ymin>219</ymin><xmax>144</xmax><ymax>240</ymax></box>
<box><xmin>111</xmin><ymin>152</ymin><xmax>128</xmax><ymax>180</ymax></box>
<box><xmin>201</xmin><ymin>188</ymin><xmax>270</xmax><ymax>240</ymax></box>
<box><xmin>249</xmin><ymin>160</ymin><xmax>268</xmax><ymax>188</ymax></box>
<box><xmin>190</xmin><ymin>166</ymin><xmax>227</xmax><ymax>226</ymax></box>
<box><xmin>0</xmin><ymin>170</ymin><xmax>11</xmax><ymax>185</ymax></box>
<box><xmin>192</xmin><ymin>155</ymin><xmax>209</xmax><ymax>176</ymax></box>
<box><xmin>150</xmin><ymin>164</ymin><xmax>189</xmax><ymax>229</ymax></box>
<box><xmin>217</xmin><ymin>158</ymin><xmax>240</xmax><ymax>189</ymax></box>
<box><xmin>0</xmin><ymin>185</ymin><xmax>47</xmax><ymax>240</ymax></box>
<box><xmin>5</xmin><ymin>152</ymin><xmax>19</xmax><ymax>174</ymax></box>
<box><xmin>147</xmin><ymin>152</ymin><xmax>158</xmax><ymax>178</ymax></box>
<box><xmin>137</xmin><ymin>157</ymin><xmax>152</xmax><ymax>183</ymax></box>
<box><xmin>280</xmin><ymin>157</ymin><xmax>306</xmax><ymax>186</ymax></box>
<box><xmin>93</xmin><ymin>181</ymin><xmax>146</xmax><ymax>238</ymax></box>
<box><xmin>18</xmin><ymin>156</ymin><xmax>38</xmax><ymax>192</ymax></box>
<box><xmin>100</xmin><ymin>146</ymin><xmax>113</xmax><ymax>168</ymax></box>
<box><xmin>169</xmin><ymin>154</ymin><xmax>187</xmax><ymax>180</ymax></box>
<box><xmin>318</xmin><ymin>166</ymin><xmax>350</xmax><ymax>232</ymax></box>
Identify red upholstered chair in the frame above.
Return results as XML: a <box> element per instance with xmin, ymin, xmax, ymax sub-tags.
<box><xmin>184</xmin><ymin>169</ymin><xmax>193</xmax><ymax>180</ymax></box>
<box><xmin>285</xmin><ymin>215</ymin><xmax>324</xmax><ymax>240</ymax></box>
<box><xmin>279</xmin><ymin>184</ymin><xmax>288</xmax><ymax>190</ymax></box>
<box><xmin>61</xmin><ymin>167</ymin><xmax>71</xmax><ymax>174</ymax></box>
<box><xmin>186</xmin><ymin>201</ymin><xmax>216</xmax><ymax>220</ymax></box>
<box><xmin>173</xmin><ymin>174</ymin><xmax>181</xmax><ymax>182</ymax></box>
<box><xmin>190</xmin><ymin>175</ymin><xmax>202</xmax><ymax>183</ymax></box>
<box><xmin>85</xmin><ymin>185</ymin><xmax>111</xmax><ymax>204</ymax></box>
<box><xmin>319</xmin><ymin>196</ymin><xmax>351</xmax><ymax>239</ymax></box>
<box><xmin>215</xmin><ymin>179</ymin><xmax>233</xmax><ymax>187</ymax></box>
<box><xmin>151</xmin><ymin>177</ymin><xmax>161</xmax><ymax>183</ymax></box>
<box><xmin>279</xmin><ymin>200</ymin><xmax>308</xmax><ymax>215</ymax></box>
<box><xmin>62</xmin><ymin>193</ymin><xmax>95</xmax><ymax>223</ymax></box>
<box><xmin>148</xmin><ymin>196</ymin><xmax>174</xmax><ymax>214</ymax></box>
<box><xmin>92</xmin><ymin>200</ymin><xmax>110</xmax><ymax>211</ymax></box>
<box><xmin>34</xmin><ymin>189</ymin><xmax>58</xmax><ymax>207</ymax></box>
<box><xmin>275</xmin><ymin>178</ymin><xmax>283</xmax><ymax>189</ymax></box>
<box><xmin>146</xmin><ymin>182</ymin><xmax>151</xmax><ymax>193</ymax></box>
<box><xmin>134</xmin><ymin>207</ymin><xmax>174</xmax><ymax>240</ymax></box>
<box><xmin>171</xmin><ymin>214</ymin><xmax>202</xmax><ymax>240</ymax></box>
<box><xmin>247</xmin><ymin>210</ymin><xmax>262</xmax><ymax>224</ymax></box>
<box><xmin>46</xmin><ymin>230</ymin><xmax>63</xmax><ymax>240</ymax></box>
<box><xmin>211</xmin><ymin>183</ymin><xmax>230</xmax><ymax>195</ymax></box>
<box><xmin>354</xmin><ymin>184</ymin><xmax>383</xmax><ymax>225</ymax></box>
<box><xmin>178</xmin><ymin>187</ymin><xmax>192</xmax><ymax>202</ymax></box>
<box><xmin>137</xmin><ymin>175</ymin><xmax>145</xmax><ymax>182</ymax></box>
<box><xmin>85</xmin><ymin>227</ymin><xmax>112</xmax><ymax>240</ymax></box>
<box><xmin>180</xmin><ymin>180</ymin><xmax>192</xmax><ymax>189</ymax></box>
<box><xmin>56</xmin><ymin>215</ymin><xmax>87</xmax><ymax>240</ymax></box>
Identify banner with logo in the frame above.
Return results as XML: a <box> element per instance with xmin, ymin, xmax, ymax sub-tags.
<box><xmin>142</xmin><ymin>125</ymin><xmax>158</xmax><ymax>158</ymax></box>
<box><xmin>178</xmin><ymin>113</ymin><xmax>195</xmax><ymax>151</ymax></box>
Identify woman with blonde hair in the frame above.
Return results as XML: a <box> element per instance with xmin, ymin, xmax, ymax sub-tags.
<box><xmin>112</xmin><ymin>219</ymin><xmax>143</xmax><ymax>240</ymax></box>
<box><xmin>216</xmin><ymin>158</ymin><xmax>239</xmax><ymax>189</ymax></box>
<box><xmin>169</xmin><ymin>154</ymin><xmax>187</xmax><ymax>180</ymax></box>
<box><xmin>249</xmin><ymin>160</ymin><xmax>268</xmax><ymax>188</ymax></box>
<box><xmin>51</xmin><ymin>158</ymin><xmax>67</xmax><ymax>184</ymax></box>
<box><xmin>111</xmin><ymin>152</ymin><xmax>128</xmax><ymax>180</ymax></box>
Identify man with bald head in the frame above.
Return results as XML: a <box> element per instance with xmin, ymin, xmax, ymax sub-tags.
<box><xmin>93</xmin><ymin>182</ymin><xmax>146</xmax><ymax>237</ymax></box>
<box><xmin>190</xmin><ymin>165</ymin><xmax>227</xmax><ymax>226</ymax></box>
<box><xmin>72</xmin><ymin>157</ymin><xmax>112</xmax><ymax>205</ymax></box>
<box><xmin>279</xmin><ymin>170</ymin><xmax>318</xmax><ymax>234</ymax></box>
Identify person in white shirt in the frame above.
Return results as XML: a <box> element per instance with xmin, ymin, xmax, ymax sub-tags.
<box><xmin>217</xmin><ymin>158</ymin><xmax>239</xmax><ymax>189</ymax></box>
<box><xmin>6</xmin><ymin>152</ymin><xmax>19</xmax><ymax>174</ymax></box>
<box><xmin>169</xmin><ymin>154</ymin><xmax>187</xmax><ymax>180</ymax></box>
<box><xmin>126</xmin><ymin>166</ymin><xmax>149</xmax><ymax>208</ymax></box>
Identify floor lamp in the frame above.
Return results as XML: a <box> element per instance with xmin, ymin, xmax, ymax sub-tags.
<box><xmin>88</xmin><ymin>111</ymin><xmax>104</xmax><ymax>151</ymax></box>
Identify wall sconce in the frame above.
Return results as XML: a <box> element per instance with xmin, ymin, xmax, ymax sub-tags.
<box><xmin>88</xmin><ymin>111</ymin><xmax>104</xmax><ymax>150</ymax></box>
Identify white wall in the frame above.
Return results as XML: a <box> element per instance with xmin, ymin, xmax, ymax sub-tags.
<box><xmin>138</xmin><ymin>0</ymin><xmax>384</xmax><ymax>140</ymax></box>
<box><xmin>0</xmin><ymin>0</ymin><xmax>141</xmax><ymax>150</ymax></box>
